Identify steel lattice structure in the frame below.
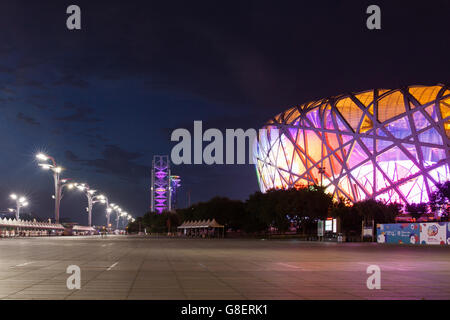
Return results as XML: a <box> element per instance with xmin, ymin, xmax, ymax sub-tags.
<box><xmin>253</xmin><ymin>85</ymin><xmax>450</xmax><ymax>205</ymax></box>
<box><xmin>151</xmin><ymin>155</ymin><xmax>170</xmax><ymax>214</ymax></box>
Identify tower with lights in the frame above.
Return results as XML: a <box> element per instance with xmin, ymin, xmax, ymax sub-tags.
<box><xmin>150</xmin><ymin>155</ymin><xmax>181</xmax><ymax>214</ymax></box>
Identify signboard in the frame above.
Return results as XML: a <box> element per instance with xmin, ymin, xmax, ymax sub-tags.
<box><xmin>332</xmin><ymin>219</ymin><xmax>337</xmax><ymax>233</ymax></box>
<box><xmin>363</xmin><ymin>227</ymin><xmax>373</xmax><ymax>237</ymax></box>
<box><xmin>377</xmin><ymin>223</ymin><xmax>420</xmax><ymax>244</ymax></box>
<box><xmin>317</xmin><ymin>220</ymin><xmax>324</xmax><ymax>237</ymax></box>
<box><xmin>325</xmin><ymin>220</ymin><xmax>332</xmax><ymax>232</ymax></box>
<box><xmin>419</xmin><ymin>223</ymin><xmax>447</xmax><ymax>245</ymax></box>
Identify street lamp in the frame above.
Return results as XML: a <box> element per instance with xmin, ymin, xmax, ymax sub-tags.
<box><xmin>92</xmin><ymin>193</ymin><xmax>109</xmax><ymax>227</ymax></box>
<box><xmin>36</xmin><ymin>153</ymin><xmax>66</xmax><ymax>223</ymax></box>
<box><xmin>106</xmin><ymin>206</ymin><xmax>113</xmax><ymax>229</ymax></box>
<box><xmin>72</xmin><ymin>183</ymin><xmax>104</xmax><ymax>227</ymax></box>
<box><xmin>120</xmin><ymin>212</ymin><xmax>129</xmax><ymax>228</ymax></box>
<box><xmin>9</xmin><ymin>194</ymin><xmax>28</xmax><ymax>220</ymax></box>
<box><xmin>95</xmin><ymin>194</ymin><xmax>111</xmax><ymax>227</ymax></box>
<box><xmin>107</xmin><ymin>203</ymin><xmax>126</xmax><ymax>230</ymax></box>
<box><xmin>116</xmin><ymin>207</ymin><xmax>122</xmax><ymax>229</ymax></box>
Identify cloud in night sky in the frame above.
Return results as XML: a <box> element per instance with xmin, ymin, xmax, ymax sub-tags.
<box><xmin>53</xmin><ymin>74</ymin><xmax>89</xmax><ymax>88</ymax></box>
<box><xmin>17</xmin><ymin>112</ymin><xmax>40</xmax><ymax>126</ymax></box>
<box><xmin>54</xmin><ymin>106</ymin><xmax>101</xmax><ymax>123</ymax></box>
<box><xmin>66</xmin><ymin>145</ymin><xmax>150</xmax><ymax>182</ymax></box>
<box><xmin>65</xmin><ymin>150</ymin><xmax>80</xmax><ymax>162</ymax></box>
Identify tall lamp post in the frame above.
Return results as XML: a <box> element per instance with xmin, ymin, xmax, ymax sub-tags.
<box><xmin>109</xmin><ymin>203</ymin><xmax>120</xmax><ymax>230</ymax></box>
<box><xmin>36</xmin><ymin>153</ymin><xmax>65</xmax><ymax>223</ymax></box>
<box><xmin>73</xmin><ymin>183</ymin><xmax>106</xmax><ymax>227</ymax></box>
<box><xmin>106</xmin><ymin>207</ymin><xmax>113</xmax><ymax>230</ymax></box>
<box><xmin>116</xmin><ymin>207</ymin><xmax>122</xmax><ymax>230</ymax></box>
<box><xmin>8</xmin><ymin>194</ymin><xmax>28</xmax><ymax>220</ymax></box>
<box><xmin>120</xmin><ymin>212</ymin><xmax>129</xmax><ymax>228</ymax></box>
<box><xmin>95</xmin><ymin>194</ymin><xmax>110</xmax><ymax>227</ymax></box>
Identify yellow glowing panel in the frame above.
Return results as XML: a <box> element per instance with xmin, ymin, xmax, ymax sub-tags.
<box><xmin>286</xmin><ymin>108</ymin><xmax>300</xmax><ymax>123</ymax></box>
<box><xmin>294</xmin><ymin>179</ymin><xmax>309</xmax><ymax>189</ymax></box>
<box><xmin>409</xmin><ymin>85</ymin><xmax>442</xmax><ymax>105</ymax></box>
<box><xmin>355</xmin><ymin>91</ymin><xmax>374</xmax><ymax>107</ymax></box>
<box><xmin>440</xmin><ymin>98</ymin><xmax>450</xmax><ymax>119</ymax></box>
<box><xmin>441</xmin><ymin>98</ymin><xmax>450</xmax><ymax>138</ymax></box>
<box><xmin>336</xmin><ymin>97</ymin><xmax>363</xmax><ymax>131</ymax></box>
<box><xmin>360</xmin><ymin>115</ymin><xmax>373</xmax><ymax>133</ymax></box>
<box><xmin>274</xmin><ymin>113</ymin><xmax>283</xmax><ymax>123</ymax></box>
<box><xmin>378</xmin><ymin>90</ymin><xmax>405</xmax><ymax>123</ymax></box>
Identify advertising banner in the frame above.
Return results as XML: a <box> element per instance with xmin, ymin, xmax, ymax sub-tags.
<box><xmin>448</xmin><ymin>223</ymin><xmax>450</xmax><ymax>245</ymax></box>
<box><xmin>376</xmin><ymin>223</ymin><xmax>420</xmax><ymax>244</ymax></box>
<box><xmin>377</xmin><ymin>222</ymin><xmax>450</xmax><ymax>245</ymax></box>
<box><xmin>419</xmin><ymin>223</ymin><xmax>447</xmax><ymax>245</ymax></box>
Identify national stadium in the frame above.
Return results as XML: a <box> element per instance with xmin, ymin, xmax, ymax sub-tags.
<box><xmin>253</xmin><ymin>85</ymin><xmax>450</xmax><ymax>205</ymax></box>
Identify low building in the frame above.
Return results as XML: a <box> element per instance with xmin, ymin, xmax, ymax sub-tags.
<box><xmin>0</xmin><ymin>218</ymin><xmax>65</xmax><ymax>237</ymax></box>
<box><xmin>62</xmin><ymin>223</ymin><xmax>96</xmax><ymax>236</ymax></box>
<box><xmin>178</xmin><ymin>219</ymin><xmax>225</xmax><ymax>238</ymax></box>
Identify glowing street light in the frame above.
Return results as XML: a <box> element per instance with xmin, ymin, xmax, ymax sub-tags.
<box><xmin>107</xmin><ymin>204</ymin><xmax>127</xmax><ymax>230</ymax></box>
<box><xmin>93</xmin><ymin>193</ymin><xmax>110</xmax><ymax>227</ymax></box>
<box><xmin>70</xmin><ymin>183</ymin><xmax>109</xmax><ymax>227</ymax></box>
<box><xmin>36</xmin><ymin>153</ymin><xmax>49</xmax><ymax>161</ymax></box>
<box><xmin>72</xmin><ymin>183</ymin><xmax>95</xmax><ymax>227</ymax></box>
<box><xmin>36</xmin><ymin>152</ymin><xmax>68</xmax><ymax>223</ymax></box>
<box><xmin>9</xmin><ymin>193</ymin><xmax>28</xmax><ymax>220</ymax></box>
<box><xmin>94</xmin><ymin>194</ymin><xmax>112</xmax><ymax>227</ymax></box>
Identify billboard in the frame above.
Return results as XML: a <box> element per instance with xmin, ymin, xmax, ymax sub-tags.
<box><xmin>419</xmin><ymin>223</ymin><xmax>447</xmax><ymax>245</ymax></box>
<box><xmin>448</xmin><ymin>223</ymin><xmax>450</xmax><ymax>244</ymax></box>
<box><xmin>377</xmin><ymin>222</ymin><xmax>450</xmax><ymax>245</ymax></box>
<box><xmin>376</xmin><ymin>223</ymin><xmax>420</xmax><ymax>244</ymax></box>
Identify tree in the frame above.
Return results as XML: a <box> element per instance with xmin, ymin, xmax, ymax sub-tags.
<box><xmin>244</xmin><ymin>185</ymin><xmax>334</xmax><ymax>234</ymax></box>
<box><xmin>405</xmin><ymin>202</ymin><xmax>428</xmax><ymax>222</ymax></box>
<box><xmin>331</xmin><ymin>198</ymin><xmax>359</xmax><ymax>235</ymax></box>
<box><xmin>429</xmin><ymin>181</ymin><xmax>450</xmax><ymax>221</ymax></box>
<box><xmin>353</xmin><ymin>199</ymin><xmax>400</xmax><ymax>224</ymax></box>
<box><xmin>331</xmin><ymin>198</ymin><xmax>401</xmax><ymax>239</ymax></box>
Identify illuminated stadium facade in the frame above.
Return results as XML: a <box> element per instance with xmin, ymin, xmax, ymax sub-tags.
<box><xmin>253</xmin><ymin>85</ymin><xmax>450</xmax><ymax>205</ymax></box>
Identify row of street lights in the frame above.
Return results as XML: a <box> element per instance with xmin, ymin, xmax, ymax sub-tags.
<box><xmin>35</xmin><ymin>152</ymin><xmax>135</xmax><ymax>228</ymax></box>
<box><xmin>8</xmin><ymin>194</ymin><xmax>29</xmax><ymax>220</ymax></box>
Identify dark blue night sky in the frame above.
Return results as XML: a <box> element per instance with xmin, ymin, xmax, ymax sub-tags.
<box><xmin>0</xmin><ymin>0</ymin><xmax>448</xmax><ymax>225</ymax></box>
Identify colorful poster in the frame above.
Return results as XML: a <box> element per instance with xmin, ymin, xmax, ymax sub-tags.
<box><xmin>419</xmin><ymin>223</ymin><xmax>447</xmax><ymax>245</ymax></box>
<box><xmin>448</xmin><ymin>223</ymin><xmax>450</xmax><ymax>245</ymax></box>
<box><xmin>376</xmin><ymin>223</ymin><xmax>420</xmax><ymax>244</ymax></box>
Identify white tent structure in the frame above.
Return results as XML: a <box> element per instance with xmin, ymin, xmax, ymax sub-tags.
<box><xmin>0</xmin><ymin>218</ymin><xmax>65</xmax><ymax>237</ymax></box>
<box><xmin>177</xmin><ymin>219</ymin><xmax>225</xmax><ymax>238</ymax></box>
<box><xmin>72</xmin><ymin>225</ymin><xmax>96</xmax><ymax>235</ymax></box>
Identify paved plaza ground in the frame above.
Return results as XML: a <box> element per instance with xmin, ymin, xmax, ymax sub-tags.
<box><xmin>0</xmin><ymin>235</ymin><xmax>449</xmax><ymax>300</ymax></box>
